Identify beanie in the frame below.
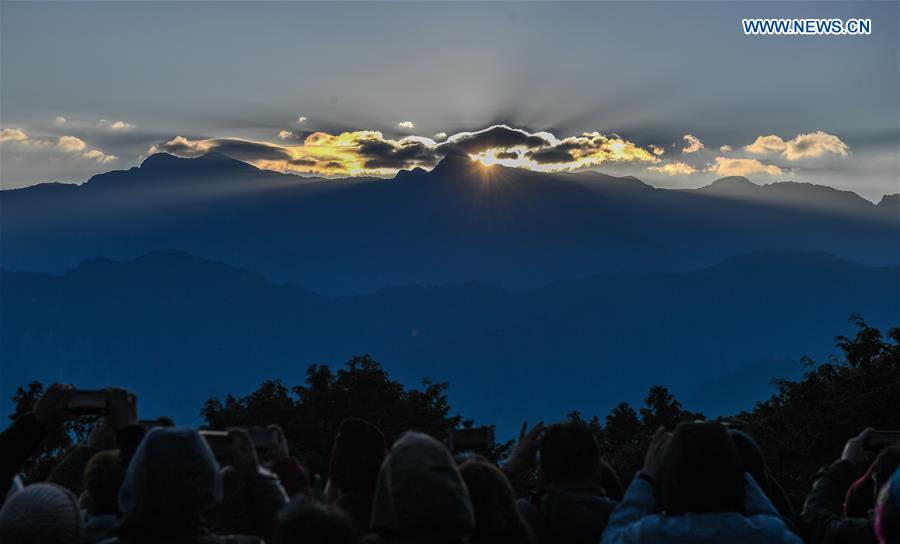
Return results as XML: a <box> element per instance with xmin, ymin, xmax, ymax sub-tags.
<box><xmin>0</xmin><ymin>483</ymin><xmax>84</xmax><ymax>544</ymax></box>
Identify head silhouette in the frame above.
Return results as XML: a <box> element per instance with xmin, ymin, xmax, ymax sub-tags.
<box><xmin>118</xmin><ymin>427</ymin><xmax>222</xmax><ymax>529</ymax></box>
<box><xmin>329</xmin><ymin>418</ymin><xmax>386</xmax><ymax>497</ymax></box>
<box><xmin>539</xmin><ymin>421</ymin><xmax>600</xmax><ymax>485</ymax></box>
<box><xmin>276</xmin><ymin>499</ymin><xmax>357</xmax><ymax>544</ymax></box>
<box><xmin>846</xmin><ymin>446</ymin><xmax>900</xmax><ymax>518</ymax></box>
<box><xmin>0</xmin><ymin>483</ymin><xmax>83</xmax><ymax>544</ymax></box>
<box><xmin>459</xmin><ymin>458</ymin><xmax>534</xmax><ymax>544</ymax></box>
<box><xmin>657</xmin><ymin>421</ymin><xmax>745</xmax><ymax>515</ymax></box>
<box><xmin>82</xmin><ymin>450</ymin><xmax>123</xmax><ymax>516</ymax></box>
<box><xmin>370</xmin><ymin>431</ymin><xmax>474</xmax><ymax>539</ymax></box>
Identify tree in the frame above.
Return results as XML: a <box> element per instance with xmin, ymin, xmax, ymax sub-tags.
<box><xmin>639</xmin><ymin>385</ymin><xmax>704</xmax><ymax>431</ymax></box>
<box><xmin>743</xmin><ymin>315</ymin><xmax>900</xmax><ymax>504</ymax></box>
<box><xmin>202</xmin><ymin>354</ymin><xmax>507</xmax><ymax>476</ymax></box>
<box><xmin>8</xmin><ymin>382</ymin><xmax>91</xmax><ymax>483</ymax></box>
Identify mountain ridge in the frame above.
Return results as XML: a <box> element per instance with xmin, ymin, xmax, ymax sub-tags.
<box><xmin>1</xmin><ymin>152</ymin><xmax>897</xmax><ymax>294</ymax></box>
<box><xmin>2</xmin><ymin>248</ymin><xmax>896</xmax><ymax>434</ymax></box>
<box><xmin>2</xmin><ymin>152</ymin><xmax>895</xmax><ymax>205</ymax></box>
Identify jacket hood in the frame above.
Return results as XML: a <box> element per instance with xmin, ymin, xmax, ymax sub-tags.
<box><xmin>540</xmin><ymin>485</ymin><xmax>617</xmax><ymax>535</ymax></box>
<box><xmin>370</xmin><ymin>431</ymin><xmax>474</xmax><ymax>536</ymax></box>
<box><xmin>118</xmin><ymin>427</ymin><xmax>223</xmax><ymax>528</ymax></box>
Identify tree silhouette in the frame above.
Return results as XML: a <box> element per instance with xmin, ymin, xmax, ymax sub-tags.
<box><xmin>8</xmin><ymin>382</ymin><xmax>92</xmax><ymax>483</ymax></box>
<box><xmin>201</xmin><ymin>354</ymin><xmax>507</xmax><ymax>476</ymax></box>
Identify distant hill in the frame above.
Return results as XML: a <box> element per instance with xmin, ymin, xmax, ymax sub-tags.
<box><xmin>2</xmin><ymin>249</ymin><xmax>896</xmax><ymax>434</ymax></box>
<box><xmin>1</xmin><ymin>152</ymin><xmax>896</xmax><ymax>294</ymax></box>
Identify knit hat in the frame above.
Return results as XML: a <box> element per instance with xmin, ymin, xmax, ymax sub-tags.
<box><xmin>328</xmin><ymin>418</ymin><xmax>386</xmax><ymax>496</ymax></box>
<box><xmin>0</xmin><ymin>483</ymin><xmax>84</xmax><ymax>544</ymax></box>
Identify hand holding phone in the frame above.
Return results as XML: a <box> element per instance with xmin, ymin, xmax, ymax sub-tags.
<box><xmin>34</xmin><ymin>383</ymin><xmax>74</xmax><ymax>427</ymax></box>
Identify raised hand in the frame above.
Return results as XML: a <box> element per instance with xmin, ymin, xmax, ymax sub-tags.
<box><xmin>642</xmin><ymin>426</ymin><xmax>672</xmax><ymax>479</ymax></box>
<box><xmin>33</xmin><ymin>383</ymin><xmax>74</xmax><ymax>429</ymax></box>
<box><xmin>504</xmin><ymin>420</ymin><xmax>545</xmax><ymax>474</ymax></box>
<box><xmin>229</xmin><ymin>428</ymin><xmax>261</xmax><ymax>478</ymax></box>
<box><xmin>106</xmin><ymin>387</ymin><xmax>138</xmax><ymax>431</ymax></box>
<box><xmin>841</xmin><ymin>427</ymin><xmax>874</xmax><ymax>465</ymax></box>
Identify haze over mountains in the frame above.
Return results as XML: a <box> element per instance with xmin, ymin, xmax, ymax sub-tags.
<box><xmin>2</xmin><ymin>249</ymin><xmax>897</xmax><ymax>433</ymax></box>
<box><xmin>1</xmin><ymin>153</ymin><xmax>898</xmax><ymax>432</ymax></box>
<box><xmin>1</xmin><ymin>151</ymin><xmax>897</xmax><ymax>294</ymax></box>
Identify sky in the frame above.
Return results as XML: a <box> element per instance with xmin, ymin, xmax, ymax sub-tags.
<box><xmin>1</xmin><ymin>1</ymin><xmax>898</xmax><ymax>201</ymax></box>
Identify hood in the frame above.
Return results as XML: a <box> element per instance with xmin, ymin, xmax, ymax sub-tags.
<box><xmin>370</xmin><ymin>431</ymin><xmax>474</xmax><ymax>536</ymax></box>
<box><xmin>535</xmin><ymin>486</ymin><xmax>617</xmax><ymax>543</ymax></box>
<box><xmin>118</xmin><ymin>427</ymin><xmax>222</xmax><ymax>528</ymax></box>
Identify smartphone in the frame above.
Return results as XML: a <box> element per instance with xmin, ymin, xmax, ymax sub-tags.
<box><xmin>867</xmin><ymin>430</ymin><xmax>900</xmax><ymax>451</ymax></box>
<box><xmin>246</xmin><ymin>427</ymin><xmax>278</xmax><ymax>455</ymax></box>
<box><xmin>199</xmin><ymin>430</ymin><xmax>232</xmax><ymax>462</ymax></box>
<box><xmin>449</xmin><ymin>427</ymin><xmax>495</xmax><ymax>455</ymax></box>
<box><xmin>199</xmin><ymin>427</ymin><xmax>278</xmax><ymax>463</ymax></box>
<box><xmin>65</xmin><ymin>390</ymin><xmax>108</xmax><ymax>417</ymax></box>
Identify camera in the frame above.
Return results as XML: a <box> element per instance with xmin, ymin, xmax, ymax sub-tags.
<box><xmin>448</xmin><ymin>427</ymin><xmax>495</xmax><ymax>457</ymax></box>
<box><xmin>64</xmin><ymin>390</ymin><xmax>109</xmax><ymax>417</ymax></box>
<box><xmin>199</xmin><ymin>427</ymin><xmax>279</xmax><ymax>463</ymax></box>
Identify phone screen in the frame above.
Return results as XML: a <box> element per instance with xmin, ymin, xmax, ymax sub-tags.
<box><xmin>65</xmin><ymin>390</ymin><xmax>108</xmax><ymax>416</ymax></box>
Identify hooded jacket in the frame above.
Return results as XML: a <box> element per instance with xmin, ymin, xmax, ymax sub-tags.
<box><xmin>99</xmin><ymin>427</ymin><xmax>261</xmax><ymax>544</ymax></box>
<box><xmin>600</xmin><ymin>472</ymin><xmax>802</xmax><ymax>544</ymax></box>
<box><xmin>518</xmin><ymin>483</ymin><xmax>617</xmax><ymax>544</ymax></box>
<box><xmin>801</xmin><ymin>459</ymin><xmax>877</xmax><ymax>544</ymax></box>
<box><xmin>368</xmin><ymin>431</ymin><xmax>475</xmax><ymax>543</ymax></box>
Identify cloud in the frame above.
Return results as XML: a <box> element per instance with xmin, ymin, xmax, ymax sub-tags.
<box><xmin>744</xmin><ymin>131</ymin><xmax>848</xmax><ymax>160</ymax></box>
<box><xmin>98</xmin><ymin>119</ymin><xmax>135</xmax><ymax>131</ymax></box>
<box><xmin>719</xmin><ymin>145</ymin><xmax>733</xmax><ymax>152</ymax></box>
<box><xmin>784</xmin><ymin>131</ymin><xmax>849</xmax><ymax>160</ymax></box>
<box><xmin>434</xmin><ymin>132</ymin><xmax>447</xmax><ymax>141</ymax></box>
<box><xmin>278</xmin><ymin>130</ymin><xmax>294</xmax><ymax>140</ymax></box>
<box><xmin>707</xmin><ymin>157</ymin><xmax>782</xmax><ymax>177</ymax></box>
<box><xmin>682</xmin><ymin>134</ymin><xmax>704</xmax><ymax>153</ymax></box>
<box><xmin>1</xmin><ymin>128</ymin><xmax>29</xmax><ymax>142</ymax></box>
<box><xmin>649</xmin><ymin>161</ymin><xmax>696</xmax><ymax>176</ymax></box>
<box><xmin>2</xmin><ymin>128</ymin><xmax>116</xmax><ymax>164</ymax></box>
<box><xmin>296</xmin><ymin>116</ymin><xmax>307</xmax><ymax>124</ymax></box>
<box><xmin>744</xmin><ymin>135</ymin><xmax>786</xmax><ymax>155</ymax></box>
<box><xmin>53</xmin><ymin>116</ymin><xmax>67</xmax><ymax>126</ymax></box>
<box><xmin>82</xmin><ymin>149</ymin><xmax>118</xmax><ymax>163</ymax></box>
<box><xmin>149</xmin><ymin>124</ymin><xmax>662</xmax><ymax>177</ymax></box>
<box><xmin>397</xmin><ymin>121</ymin><xmax>415</xmax><ymax>130</ymax></box>
<box><xmin>57</xmin><ymin>135</ymin><xmax>87</xmax><ymax>152</ymax></box>
<box><xmin>651</xmin><ymin>145</ymin><xmax>665</xmax><ymax>156</ymax></box>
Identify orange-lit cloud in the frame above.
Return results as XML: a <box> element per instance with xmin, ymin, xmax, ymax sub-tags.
<box><xmin>57</xmin><ymin>135</ymin><xmax>87</xmax><ymax>152</ymax></box>
<box><xmin>148</xmin><ymin>125</ymin><xmax>662</xmax><ymax>177</ymax></box>
<box><xmin>707</xmin><ymin>157</ymin><xmax>782</xmax><ymax>177</ymax></box>
<box><xmin>649</xmin><ymin>161</ymin><xmax>696</xmax><ymax>176</ymax></box>
<box><xmin>682</xmin><ymin>134</ymin><xmax>704</xmax><ymax>153</ymax></box>
<box><xmin>2</xmin><ymin>128</ymin><xmax>116</xmax><ymax>162</ymax></box>
<box><xmin>98</xmin><ymin>119</ymin><xmax>135</xmax><ymax>131</ymax></box>
<box><xmin>745</xmin><ymin>131</ymin><xmax>848</xmax><ymax>160</ymax></box>
<box><xmin>1</xmin><ymin>128</ymin><xmax>29</xmax><ymax>142</ymax></box>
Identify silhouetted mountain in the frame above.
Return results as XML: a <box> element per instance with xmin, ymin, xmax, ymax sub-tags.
<box><xmin>1</xmin><ymin>153</ymin><xmax>896</xmax><ymax>294</ymax></box>
<box><xmin>2</xmin><ymin>249</ymin><xmax>896</xmax><ymax>434</ymax></box>
<box><xmin>691</xmin><ymin>176</ymin><xmax>881</xmax><ymax>216</ymax></box>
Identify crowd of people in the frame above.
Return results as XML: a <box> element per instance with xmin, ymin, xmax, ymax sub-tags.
<box><xmin>0</xmin><ymin>383</ymin><xmax>898</xmax><ymax>544</ymax></box>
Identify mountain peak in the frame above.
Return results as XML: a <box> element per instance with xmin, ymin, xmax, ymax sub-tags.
<box><xmin>430</xmin><ymin>146</ymin><xmax>481</xmax><ymax>175</ymax></box>
<box><xmin>139</xmin><ymin>152</ymin><xmax>259</xmax><ymax>173</ymax></box>
<box><xmin>878</xmin><ymin>193</ymin><xmax>898</xmax><ymax>207</ymax></box>
<box><xmin>704</xmin><ymin>176</ymin><xmax>759</xmax><ymax>191</ymax></box>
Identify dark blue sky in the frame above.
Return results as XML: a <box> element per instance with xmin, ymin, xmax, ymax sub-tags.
<box><xmin>1</xmin><ymin>1</ymin><xmax>898</xmax><ymax>200</ymax></box>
